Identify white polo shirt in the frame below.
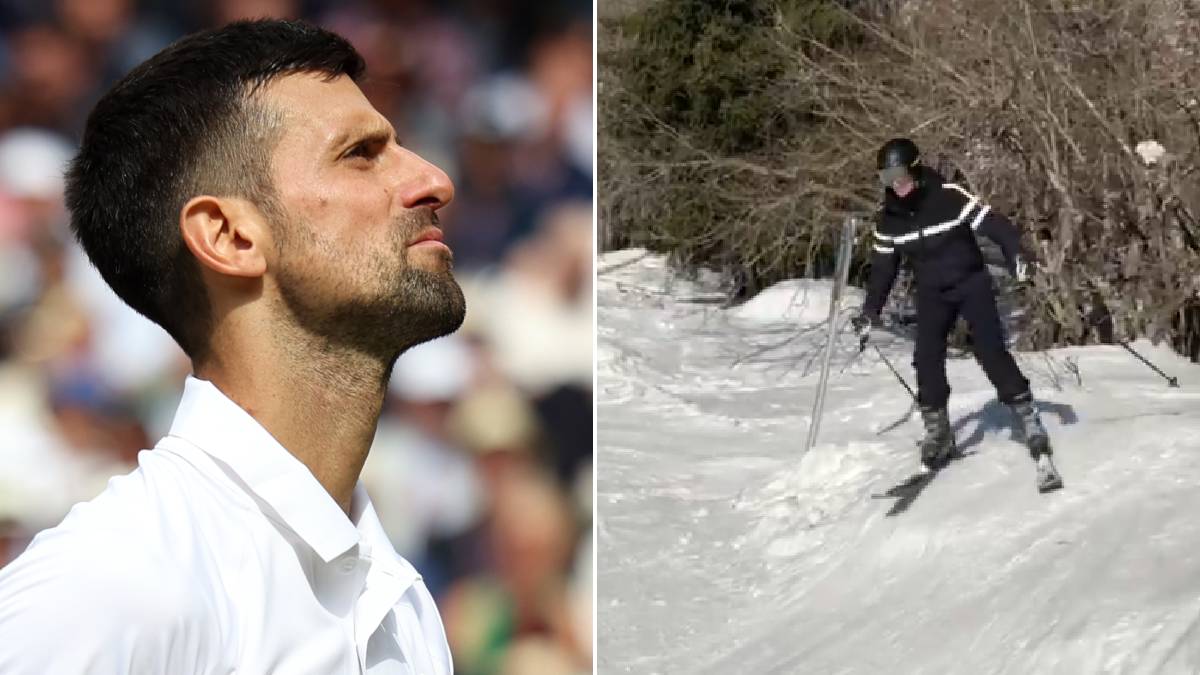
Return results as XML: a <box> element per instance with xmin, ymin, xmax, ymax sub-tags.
<box><xmin>0</xmin><ymin>376</ymin><xmax>453</xmax><ymax>675</ymax></box>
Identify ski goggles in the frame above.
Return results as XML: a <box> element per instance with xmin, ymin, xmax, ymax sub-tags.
<box><xmin>877</xmin><ymin>165</ymin><xmax>913</xmax><ymax>188</ymax></box>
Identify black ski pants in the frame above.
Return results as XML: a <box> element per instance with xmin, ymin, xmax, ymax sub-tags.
<box><xmin>914</xmin><ymin>269</ymin><xmax>1029</xmax><ymax>408</ymax></box>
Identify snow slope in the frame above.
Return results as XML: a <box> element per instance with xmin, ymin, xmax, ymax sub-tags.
<box><xmin>596</xmin><ymin>249</ymin><xmax>1200</xmax><ymax>674</ymax></box>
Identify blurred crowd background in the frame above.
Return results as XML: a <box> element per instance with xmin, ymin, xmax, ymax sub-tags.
<box><xmin>0</xmin><ymin>1</ymin><xmax>593</xmax><ymax>674</ymax></box>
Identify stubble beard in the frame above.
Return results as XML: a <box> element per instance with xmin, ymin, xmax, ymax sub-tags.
<box><xmin>275</xmin><ymin>211</ymin><xmax>467</xmax><ymax>369</ymax></box>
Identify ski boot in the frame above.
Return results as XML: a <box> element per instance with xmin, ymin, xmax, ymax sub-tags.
<box><xmin>918</xmin><ymin>404</ymin><xmax>957</xmax><ymax>470</ymax></box>
<box><xmin>1009</xmin><ymin>392</ymin><xmax>1063</xmax><ymax>492</ymax></box>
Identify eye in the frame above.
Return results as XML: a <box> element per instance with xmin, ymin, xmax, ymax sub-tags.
<box><xmin>345</xmin><ymin>142</ymin><xmax>375</xmax><ymax>159</ymax></box>
<box><xmin>343</xmin><ymin>137</ymin><xmax>388</xmax><ymax>162</ymax></box>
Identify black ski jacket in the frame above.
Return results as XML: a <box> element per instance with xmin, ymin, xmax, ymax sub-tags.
<box><xmin>863</xmin><ymin>166</ymin><xmax>1024</xmax><ymax>317</ymax></box>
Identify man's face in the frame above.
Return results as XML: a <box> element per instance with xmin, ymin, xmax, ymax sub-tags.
<box><xmin>891</xmin><ymin>174</ymin><xmax>915</xmax><ymax>198</ymax></box>
<box><xmin>261</xmin><ymin>73</ymin><xmax>465</xmax><ymax>358</ymax></box>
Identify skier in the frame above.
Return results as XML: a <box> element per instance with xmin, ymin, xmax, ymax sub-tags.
<box><xmin>851</xmin><ymin>138</ymin><xmax>1063</xmax><ymax>492</ymax></box>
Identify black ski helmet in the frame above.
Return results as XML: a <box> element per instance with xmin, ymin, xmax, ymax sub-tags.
<box><xmin>877</xmin><ymin>137</ymin><xmax>920</xmax><ymax>171</ymax></box>
<box><xmin>876</xmin><ymin>138</ymin><xmax>921</xmax><ymax>188</ymax></box>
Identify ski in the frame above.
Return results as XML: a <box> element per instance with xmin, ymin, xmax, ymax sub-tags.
<box><xmin>871</xmin><ymin>449</ymin><xmax>977</xmax><ymax>515</ymax></box>
<box><xmin>871</xmin><ymin>467</ymin><xmax>937</xmax><ymax>516</ymax></box>
<box><xmin>871</xmin><ymin>467</ymin><xmax>935</xmax><ymax>499</ymax></box>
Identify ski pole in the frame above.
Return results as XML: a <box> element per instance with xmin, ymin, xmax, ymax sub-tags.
<box><xmin>852</xmin><ymin>324</ymin><xmax>918</xmax><ymax>401</ymax></box>
<box><xmin>1080</xmin><ymin>310</ymin><xmax>1180</xmax><ymax>387</ymax></box>
<box><xmin>872</xmin><ymin>343</ymin><xmax>918</xmax><ymax>401</ymax></box>
<box><xmin>1116</xmin><ymin>340</ymin><xmax>1180</xmax><ymax>387</ymax></box>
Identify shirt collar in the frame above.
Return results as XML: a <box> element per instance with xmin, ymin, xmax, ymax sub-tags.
<box><xmin>166</xmin><ymin>375</ymin><xmax>361</xmax><ymax>563</ymax></box>
<box><xmin>353</xmin><ymin>484</ymin><xmax>420</xmax><ymax>587</ymax></box>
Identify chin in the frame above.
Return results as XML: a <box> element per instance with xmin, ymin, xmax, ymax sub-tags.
<box><xmin>384</xmin><ymin>269</ymin><xmax>466</xmax><ymax>351</ymax></box>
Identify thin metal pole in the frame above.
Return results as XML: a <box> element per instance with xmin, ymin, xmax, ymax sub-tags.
<box><xmin>874</xmin><ymin>344</ymin><xmax>918</xmax><ymax>401</ymax></box>
<box><xmin>1079</xmin><ymin>309</ymin><xmax>1181</xmax><ymax>387</ymax></box>
<box><xmin>1117</xmin><ymin>340</ymin><xmax>1180</xmax><ymax>387</ymax></box>
<box><xmin>804</xmin><ymin>217</ymin><xmax>856</xmax><ymax>457</ymax></box>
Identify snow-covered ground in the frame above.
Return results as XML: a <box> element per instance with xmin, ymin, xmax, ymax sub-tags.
<box><xmin>596</xmin><ymin>248</ymin><xmax>1200</xmax><ymax>674</ymax></box>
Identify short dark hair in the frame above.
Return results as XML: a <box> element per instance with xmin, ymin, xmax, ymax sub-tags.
<box><xmin>64</xmin><ymin>19</ymin><xmax>365</xmax><ymax>361</ymax></box>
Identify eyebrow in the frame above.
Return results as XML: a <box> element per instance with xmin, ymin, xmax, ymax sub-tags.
<box><xmin>328</xmin><ymin>124</ymin><xmax>399</xmax><ymax>155</ymax></box>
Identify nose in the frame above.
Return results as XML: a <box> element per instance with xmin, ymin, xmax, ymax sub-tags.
<box><xmin>393</xmin><ymin>147</ymin><xmax>455</xmax><ymax>211</ymax></box>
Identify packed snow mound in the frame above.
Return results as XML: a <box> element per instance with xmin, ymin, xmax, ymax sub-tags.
<box><xmin>598</xmin><ymin>249</ymin><xmax>866</xmax><ymax>325</ymax></box>
<box><xmin>597</xmin><ymin>248</ymin><xmax>1200</xmax><ymax>675</ymax></box>
<box><xmin>597</xmin><ymin>248</ymin><xmax>725</xmax><ymax>301</ymax></box>
<box><xmin>728</xmin><ymin>278</ymin><xmax>865</xmax><ymax>326</ymax></box>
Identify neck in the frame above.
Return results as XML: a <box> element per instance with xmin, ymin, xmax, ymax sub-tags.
<box><xmin>196</xmin><ymin>323</ymin><xmax>393</xmax><ymax>516</ymax></box>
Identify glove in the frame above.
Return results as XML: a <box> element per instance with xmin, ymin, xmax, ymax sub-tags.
<box><xmin>1012</xmin><ymin>255</ymin><xmax>1033</xmax><ymax>285</ymax></box>
<box><xmin>851</xmin><ymin>311</ymin><xmax>880</xmax><ymax>348</ymax></box>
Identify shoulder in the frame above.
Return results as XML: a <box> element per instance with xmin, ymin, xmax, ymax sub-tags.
<box><xmin>916</xmin><ymin>164</ymin><xmax>972</xmax><ymax>202</ymax></box>
<box><xmin>937</xmin><ymin>181</ymin><xmax>980</xmax><ymax>205</ymax></box>
<box><xmin>0</xmin><ymin>453</ymin><xmax>226</xmax><ymax>673</ymax></box>
<box><xmin>929</xmin><ymin>166</ymin><xmax>990</xmax><ymax>210</ymax></box>
<box><xmin>0</xmin><ymin>519</ymin><xmax>200</xmax><ymax>615</ymax></box>
<box><xmin>0</xmin><ymin>523</ymin><xmax>220</xmax><ymax>673</ymax></box>
<box><xmin>402</xmin><ymin>576</ymin><xmax>455</xmax><ymax>674</ymax></box>
<box><xmin>929</xmin><ymin>181</ymin><xmax>991</xmax><ymax>224</ymax></box>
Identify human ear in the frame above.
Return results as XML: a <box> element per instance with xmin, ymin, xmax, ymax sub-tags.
<box><xmin>179</xmin><ymin>196</ymin><xmax>268</xmax><ymax>278</ymax></box>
